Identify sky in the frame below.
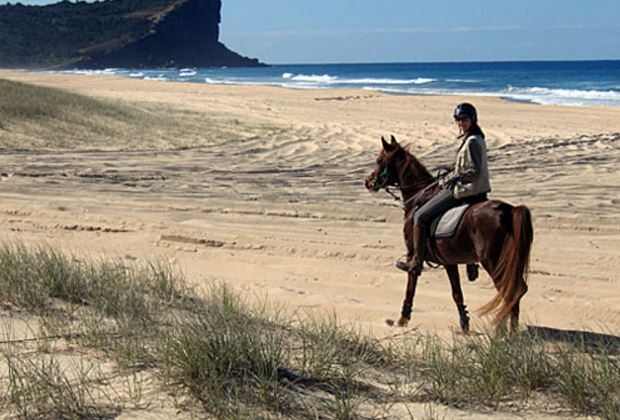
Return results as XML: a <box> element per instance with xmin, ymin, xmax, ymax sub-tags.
<box><xmin>7</xmin><ymin>0</ymin><xmax>620</xmax><ymax>64</ymax></box>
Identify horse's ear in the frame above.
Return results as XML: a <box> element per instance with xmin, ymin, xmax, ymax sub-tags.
<box><xmin>390</xmin><ymin>135</ymin><xmax>398</xmax><ymax>145</ymax></box>
<box><xmin>381</xmin><ymin>136</ymin><xmax>393</xmax><ymax>151</ymax></box>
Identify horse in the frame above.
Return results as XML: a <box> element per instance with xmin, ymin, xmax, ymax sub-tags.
<box><xmin>365</xmin><ymin>135</ymin><xmax>533</xmax><ymax>333</ymax></box>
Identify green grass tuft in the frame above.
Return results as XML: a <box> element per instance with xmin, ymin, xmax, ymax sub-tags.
<box><xmin>0</xmin><ymin>78</ymin><xmax>282</xmax><ymax>151</ymax></box>
<box><xmin>0</xmin><ymin>242</ymin><xmax>618</xmax><ymax>419</ymax></box>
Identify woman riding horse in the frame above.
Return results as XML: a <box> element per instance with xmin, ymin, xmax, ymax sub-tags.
<box><xmin>400</xmin><ymin>102</ymin><xmax>491</xmax><ymax>276</ymax></box>
<box><xmin>365</xmin><ymin>106</ymin><xmax>532</xmax><ymax>332</ymax></box>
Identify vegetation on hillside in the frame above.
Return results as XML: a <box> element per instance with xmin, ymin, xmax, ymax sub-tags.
<box><xmin>0</xmin><ymin>0</ymin><xmax>189</xmax><ymax>68</ymax></box>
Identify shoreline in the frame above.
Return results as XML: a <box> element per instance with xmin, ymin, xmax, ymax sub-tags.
<box><xmin>2</xmin><ymin>67</ymin><xmax>619</xmax><ymax>105</ymax></box>
<box><xmin>4</xmin><ymin>59</ymin><xmax>618</xmax><ymax>107</ymax></box>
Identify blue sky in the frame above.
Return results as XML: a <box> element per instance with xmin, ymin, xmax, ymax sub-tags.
<box><xmin>9</xmin><ymin>0</ymin><xmax>620</xmax><ymax>64</ymax></box>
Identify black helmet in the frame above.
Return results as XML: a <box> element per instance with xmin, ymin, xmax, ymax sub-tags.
<box><xmin>453</xmin><ymin>102</ymin><xmax>477</xmax><ymax>123</ymax></box>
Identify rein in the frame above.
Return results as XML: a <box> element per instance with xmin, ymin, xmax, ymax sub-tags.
<box><xmin>380</xmin><ymin>161</ymin><xmax>453</xmax><ymax>205</ymax></box>
<box><xmin>384</xmin><ymin>186</ymin><xmax>401</xmax><ymax>202</ymax></box>
<box><xmin>382</xmin><ymin>177</ymin><xmax>440</xmax><ymax>204</ymax></box>
<box><xmin>403</xmin><ymin>179</ymin><xmax>439</xmax><ymax>207</ymax></box>
<box><xmin>373</xmin><ymin>148</ymin><xmax>452</xmax><ymax>210</ymax></box>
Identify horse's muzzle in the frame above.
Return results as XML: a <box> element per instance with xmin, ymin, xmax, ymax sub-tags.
<box><xmin>365</xmin><ymin>175</ymin><xmax>380</xmax><ymax>191</ymax></box>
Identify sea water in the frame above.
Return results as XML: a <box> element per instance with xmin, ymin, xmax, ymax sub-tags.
<box><xmin>59</xmin><ymin>60</ymin><xmax>620</xmax><ymax>107</ymax></box>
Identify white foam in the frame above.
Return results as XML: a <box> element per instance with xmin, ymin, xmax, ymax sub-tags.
<box><xmin>205</xmin><ymin>77</ymin><xmax>237</xmax><ymax>84</ymax></box>
<box><xmin>504</xmin><ymin>86</ymin><xmax>620</xmax><ymax>106</ymax></box>
<box><xmin>144</xmin><ymin>75</ymin><xmax>169</xmax><ymax>81</ymax></box>
<box><xmin>337</xmin><ymin>77</ymin><xmax>435</xmax><ymax>85</ymax></box>
<box><xmin>411</xmin><ymin>77</ymin><xmax>436</xmax><ymax>85</ymax></box>
<box><xmin>61</xmin><ymin>68</ymin><xmax>119</xmax><ymax>76</ymax></box>
<box><xmin>446</xmin><ymin>78</ymin><xmax>478</xmax><ymax>83</ymax></box>
<box><xmin>290</xmin><ymin>74</ymin><xmax>338</xmax><ymax>83</ymax></box>
<box><xmin>280</xmin><ymin>73</ymin><xmax>435</xmax><ymax>86</ymax></box>
<box><xmin>205</xmin><ymin>78</ymin><xmax>284</xmax><ymax>87</ymax></box>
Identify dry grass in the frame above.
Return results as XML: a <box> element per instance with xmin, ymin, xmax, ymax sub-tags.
<box><xmin>0</xmin><ymin>77</ymin><xmax>281</xmax><ymax>151</ymax></box>
<box><xmin>0</xmin><ymin>243</ymin><xmax>617</xmax><ymax>419</ymax></box>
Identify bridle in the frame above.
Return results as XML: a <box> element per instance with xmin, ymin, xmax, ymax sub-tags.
<box><xmin>373</xmin><ymin>166</ymin><xmax>441</xmax><ymax>200</ymax></box>
<box><xmin>368</xmin><ymin>164</ymin><xmax>403</xmax><ymax>203</ymax></box>
<box><xmin>372</xmin><ymin>165</ymin><xmax>391</xmax><ymax>190</ymax></box>
<box><xmin>370</xmin><ymin>162</ymin><xmax>449</xmax><ymax>212</ymax></box>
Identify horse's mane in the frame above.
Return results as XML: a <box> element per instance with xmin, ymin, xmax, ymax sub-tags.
<box><xmin>399</xmin><ymin>143</ymin><xmax>434</xmax><ymax>182</ymax></box>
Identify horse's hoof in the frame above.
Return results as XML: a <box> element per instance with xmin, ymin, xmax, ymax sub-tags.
<box><xmin>397</xmin><ymin>316</ymin><xmax>409</xmax><ymax>327</ymax></box>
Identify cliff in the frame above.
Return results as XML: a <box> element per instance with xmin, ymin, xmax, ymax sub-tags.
<box><xmin>0</xmin><ymin>0</ymin><xmax>263</xmax><ymax>69</ymax></box>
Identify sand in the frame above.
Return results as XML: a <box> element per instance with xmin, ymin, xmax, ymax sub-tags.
<box><xmin>0</xmin><ymin>70</ymin><xmax>619</xmax><ymax>418</ymax></box>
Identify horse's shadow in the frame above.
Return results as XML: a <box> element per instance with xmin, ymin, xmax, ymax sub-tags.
<box><xmin>526</xmin><ymin>325</ymin><xmax>620</xmax><ymax>355</ymax></box>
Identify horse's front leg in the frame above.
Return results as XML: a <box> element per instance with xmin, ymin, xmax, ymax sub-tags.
<box><xmin>397</xmin><ymin>213</ymin><xmax>418</xmax><ymax>327</ymax></box>
<box><xmin>445</xmin><ymin>264</ymin><xmax>470</xmax><ymax>333</ymax></box>
<box><xmin>398</xmin><ymin>271</ymin><xmax>419</xmax><ymax>326</ymax></box>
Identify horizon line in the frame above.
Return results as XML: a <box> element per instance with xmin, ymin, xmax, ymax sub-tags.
<box><xmin>262</xmin><ymin>58</ymin><xmax>620</xmax><ymax>66</ymax></box>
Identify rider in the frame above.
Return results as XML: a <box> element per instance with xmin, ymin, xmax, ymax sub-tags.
<box><xmin>400</xmin><ymin>102</ymin><xmax>491</xmax><ymax>276</ymax></box>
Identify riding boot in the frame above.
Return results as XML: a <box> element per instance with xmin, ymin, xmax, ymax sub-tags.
<box><xmin>397</xmin><ymin>224</ymin><xmax>425</xmax><ymax>276</ymax></box>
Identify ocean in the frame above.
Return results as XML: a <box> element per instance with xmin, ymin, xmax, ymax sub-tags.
<box><xmin>59</xmin><ymin>60</ymin><xmax>620</xmax><ymax>107</ymax></box>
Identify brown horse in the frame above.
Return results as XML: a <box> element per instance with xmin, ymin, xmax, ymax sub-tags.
<box><xmin>365</xmin><ymin>136</ymin><xmax>533</xmax><ymax>333</ymax></box>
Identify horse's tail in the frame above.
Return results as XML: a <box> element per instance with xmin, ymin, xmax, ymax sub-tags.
<box><xmin>479</xmin><ymin>205</ymin><xmax>533</xmax><ymax>325</ymax></box>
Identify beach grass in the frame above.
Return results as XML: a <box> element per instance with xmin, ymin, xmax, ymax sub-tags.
<box><xmin>0</xmin><ymin>78</ymin><xmax>281</xmax><ymax>151</ymax></box>
<box><xmin>0</xmin><ymin>243</ymin><xmax>618</xmax><ymax>419</ymax></box>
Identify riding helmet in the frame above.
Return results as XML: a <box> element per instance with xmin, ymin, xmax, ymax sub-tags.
<box><xmin>453</xmin><ymin>102</ymin><xmax>477</xmax><ymax>123</ymax></box>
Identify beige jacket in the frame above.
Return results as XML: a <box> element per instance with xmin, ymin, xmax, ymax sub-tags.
<box><xmin>451</xmin><ymin>134</ymin><xmax>491</xmax><ymax>199</ymax></box>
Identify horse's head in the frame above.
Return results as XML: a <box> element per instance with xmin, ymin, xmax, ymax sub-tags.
<box><xmin>365</xmin><ymin>135</ymin><xmax>407</xmax><ymax>192</ymax></box>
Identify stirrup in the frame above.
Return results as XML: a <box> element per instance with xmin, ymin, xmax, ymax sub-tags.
<box><xmin>396</xmin><ymin>259</ymin><xmax>422</xmax><ymax>276</ymax></box>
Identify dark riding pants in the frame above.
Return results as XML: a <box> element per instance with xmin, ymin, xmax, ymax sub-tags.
<box><xmin>413</xmin><ymin>188</ymin><xmax>460</xmax><ymax>226</ymax></box>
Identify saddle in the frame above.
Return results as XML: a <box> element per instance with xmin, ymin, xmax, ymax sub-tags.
<box><xmin>400</xmin><ymin>193</ymin><xmax>487</xmax><ymax>279</ymax></box>
<box><xmin>427</xmin><ymin>202</ymin><xmax>481</xmax><ymax>281</ymax></box>
<box><xmin>429</xmin><ymin>203</ymin><xmax>470</xmax><ymax>238</ymax></box>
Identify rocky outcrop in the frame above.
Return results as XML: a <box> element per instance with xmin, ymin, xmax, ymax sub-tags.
<box><xmin>0</xmin><ymin>0</ymin><xmax>263</xmax><ymax>69</ymax></box>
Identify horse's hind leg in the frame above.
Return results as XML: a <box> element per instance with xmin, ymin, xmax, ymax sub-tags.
<box><xmin>445</xmin><ymin>264</ymin><xmax>469</xmax><ymax>333</ymax></box>
<box><xmin>510</xmin><ymin>302</ymin><xmax>520</xmax><ymax>334</ymax></box>
<box><xmin>510</xmin><ymin>284</ymin><xmax>528</xmax><ymax>334</ymax></box>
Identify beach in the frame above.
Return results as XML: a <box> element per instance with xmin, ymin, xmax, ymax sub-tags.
<box><xmin>0</xmin><ymin>69</ymin><xmax>619</xmax><ymax>417</ymax></box>
<box><xmin>1</xmin><ymin>69</ymin><xmax>619</xmax><ymax>335</ymax></box>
